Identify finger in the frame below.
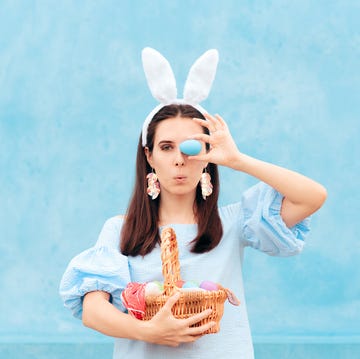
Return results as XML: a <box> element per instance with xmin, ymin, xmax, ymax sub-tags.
<box><xmin>184</xmin><ymin>308</ymin><xmax>212</xmax><ymax>327</ymax></box>
<box><xmin>214</xmin><ymin>114</ymin><xmax>228</xmax><ymax>129</ymax></box>
<box><xmin>203</xmin><ymin>113</ymin><xmax>219</xmax><ymax>132</ymax></box>
<box><xmin>204</xmin><ymin>112</ymin><xmax>224</xmax><ymax>129</ymax></box>
<box><xmin>188</xmin><ymin>154</ymin><xmax>210</xmax><ymax>162</ymax></box>
<box><xmin>192</xmin><ymin>117</ymin><xmax>209</xmax><ymax>128</ymax></box>
<box><xmin>162</xmin><ymin>292</ymin><xmax>180</xmax><ymax>312</ymax></box>
<box><xmin>187</xmin><ymin>321</ymin><xmax>217</xmax><ymax>336</ymax></box>
<box><xmin>182</xmin><ymin>334</ymin><xmax>203</xmax><ymax>343</ymax></box>
<box><xmin>188</xmin><ymin>133</ymin><xmax>211</xmax><ymax>143</ymax></box>
<box><xmin>205</xmin><ymin>113</ymin><xmax>228</xmax><ymax>133</ymax></box>
<box><xmin>171</xmin><ymin>335</ymin><xmax>200</xmax><ymax>345</ymax></box>
<box><xmin>203</xmin><ymin>112</ymin><xmax>216</xmax><ymax>123</ymax></box>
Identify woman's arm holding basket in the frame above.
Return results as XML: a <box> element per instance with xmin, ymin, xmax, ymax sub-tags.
<box><xmin>83</xmin><ymin>291</ymin><xmax>215</xmax><ymax>347</ymax></box>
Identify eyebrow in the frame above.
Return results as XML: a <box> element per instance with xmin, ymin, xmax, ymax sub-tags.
<box><xmin>157</xmin><ymin>140</ymin><xmax>175</xmax><ymax>146</ymax></box>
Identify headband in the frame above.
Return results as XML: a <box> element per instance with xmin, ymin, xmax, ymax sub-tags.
<box><xmin>141</xmin><ymin>47</ymin><xmax>219</xmax><ymax>147</ymax></box>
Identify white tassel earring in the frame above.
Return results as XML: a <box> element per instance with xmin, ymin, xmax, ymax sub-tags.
<box><xmin>146</xmin><ymin>170</ymin><xmax>160</xmax><ymax>200</ymax></box>
<box><xmin>200</xmin><ymin>169</ymin><xmax>213</xmax><ymax>200</ymax></box>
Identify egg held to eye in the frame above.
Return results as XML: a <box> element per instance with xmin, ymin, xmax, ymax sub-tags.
<box><xmin>179</xmin><ymin>140</ymin><xmax>202</xmax><ymax>156</ymax></box>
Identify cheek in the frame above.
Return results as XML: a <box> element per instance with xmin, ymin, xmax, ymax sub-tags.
<box><xmin>150</xmin><ymin>150</ymin><xmax>166</xmax><ymax>167</ymax></box>
<box><xmin>191</xmin><ymin>161</ymin><xmax>206</xmax><ymax>175</ymax></box>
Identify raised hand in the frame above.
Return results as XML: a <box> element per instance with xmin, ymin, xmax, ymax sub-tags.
<box><xmin>189</xmin><ymin>113</ymin><xmax>241</xmax><ymax>168</ymax></box>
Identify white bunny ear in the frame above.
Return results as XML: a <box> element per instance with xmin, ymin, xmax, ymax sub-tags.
<box><xmin>183</xmin><ymin>49</ymin><xmax>219</xmax><ymax>105</ymax></box>
<box><xmin>142</xmin><ymin>47</ymin><xmax>177</xmax><ymax>103</ymax></box>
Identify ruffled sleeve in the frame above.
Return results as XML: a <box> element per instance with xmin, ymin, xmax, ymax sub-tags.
<box><xmin>59</xmin><ymin>217</ymin><xmax>131</xmax><ymax>319</ymax></box>
<box><xmin>241</xmin><ymin>182</ymin><xmax>311</xmax><ymax>256</ymax></box>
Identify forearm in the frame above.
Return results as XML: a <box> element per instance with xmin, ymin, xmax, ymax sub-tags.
<box><xmin>228</xmin><ymin>152</ymin><xmax>327</xmax><ymax>226</ymax></box>
<box><xmin>231</xmin><ymin>152</ymin><xmax>325</xmax><ymax>204</ymax></box>
<box><xmin>82</xmin><ymin>291</ymin><xmax>148</xmax><ymax>340</ymax></box>
<box><xmin>82</xmin><ymin>291</ymin><xmax>215</xmax><ymax>347</ymax></box>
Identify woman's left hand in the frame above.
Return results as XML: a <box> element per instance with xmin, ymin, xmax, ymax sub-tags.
<box><xmin>189</xmin><ymin>113</ymin><xmax>241</xmax><ymax>167</ymax></box>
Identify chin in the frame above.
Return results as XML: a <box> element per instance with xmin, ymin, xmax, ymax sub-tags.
<box><xmin>170</xmin><ymin>187</ymin><xmax>196</xmax><ymax>197</ymax></box>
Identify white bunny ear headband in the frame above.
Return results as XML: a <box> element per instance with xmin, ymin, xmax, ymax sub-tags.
<box><xmin>141</xmin><ymin>47</ymin><xmax>219</xmax><ymax>147</ymax></box>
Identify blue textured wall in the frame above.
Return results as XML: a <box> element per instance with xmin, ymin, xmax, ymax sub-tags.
<box><xmin>1</xmin><ymin>0</ymin><xmax>359</xmax><ymax>357</ymax></box>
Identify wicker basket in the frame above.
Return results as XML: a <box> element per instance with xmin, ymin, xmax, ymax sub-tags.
<box><xmin>143</xmin><ymin>227</ymin><xmax>228</xmax><ymax>334</ymax></box>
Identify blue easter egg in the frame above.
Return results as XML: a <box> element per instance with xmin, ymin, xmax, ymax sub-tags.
<box><xmin>179</xmin><ymin>140</ymin><xmax>202</xmax><ymax>156</ymax></box>
<box><xmin>182</xmin><ymin>281</ymin><xmax>199</xmax><ymax>288</ymax></box>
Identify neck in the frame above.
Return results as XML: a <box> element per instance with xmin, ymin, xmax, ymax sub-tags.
<box><xmin>158</xmin><ymin>192</ymin><xmax>197</xmax><ymax>226</ymax></box>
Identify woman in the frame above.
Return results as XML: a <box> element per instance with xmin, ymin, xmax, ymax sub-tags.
<box><xmin>60</xmin><ymin>49</ymin><xmax>327</xmax><ymax>358</ymax></box>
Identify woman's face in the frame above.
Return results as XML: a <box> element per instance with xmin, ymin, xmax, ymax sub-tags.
<box><xmin>145</xmin><ymin>116</ymin><xmax>207</xmax><ymax>198</ymax></box>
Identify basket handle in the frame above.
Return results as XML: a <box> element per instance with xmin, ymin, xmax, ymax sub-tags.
<box><xmin>160</xmin><ymin>228</ymin><xmax>181</xmax><ymax>296</ymax></box>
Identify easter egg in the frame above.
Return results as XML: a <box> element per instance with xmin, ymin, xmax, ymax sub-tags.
<box><xmin>145</xmin><ymin>281</ymin><xmax>163</xmax><ymax>296</ymax></box>
<box><xmin>175</xmin><ymin>280</ymin><xmax>185</xmax><ymax>288</ymax></box>
<box><xmin>182</xmin><ymin>280</ymin><xmax>199</xmax><ymax>289</ymax></box>
<box><xmin>179</xmin><ymin>140</ymin><xmax>202</xmax><ymax>156</ymax></box>
<box><xmin>200</xmin><ymin>280</ymin><xmax>219</xmax><ymax>291</ymax></box>
<box><xmin>154</xmin><ymin>281</ymin><xmax>164</xmax><ymax>292</ymax></box>
<box><xmin>181</xmin><ymin>287</ymin><xmax>206</xmax><ymax>292</ymax></box>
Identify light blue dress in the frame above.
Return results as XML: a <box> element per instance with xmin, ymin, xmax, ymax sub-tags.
<box><xmin>59</xmin><ymin>182</ymin><xmax>310</xmax><ymax>359</ymax></box>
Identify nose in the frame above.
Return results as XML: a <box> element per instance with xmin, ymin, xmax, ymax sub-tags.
<box><xmin>174</xmin><ymin>149</ymin><xmax>185</xmax><ymax>167</ymax></box>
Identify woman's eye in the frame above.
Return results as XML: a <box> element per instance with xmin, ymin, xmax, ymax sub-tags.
<box><xmin>161</xmin><ymin>145</ymin><xmax>173</xmax><ymax>151</ymax></box>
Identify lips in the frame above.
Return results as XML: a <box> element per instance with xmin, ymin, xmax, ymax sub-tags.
<box><xmin>174</xmin><ymin>175</ymin><xmax>187</xmax><ymax>182</ymax></box>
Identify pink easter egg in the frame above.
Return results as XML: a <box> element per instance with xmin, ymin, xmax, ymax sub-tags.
<box><xmin>200</xmin><ymin>280</ymin><xmax>219</xmax><ymax>291</ymax></box>
<box><xmin>175</xmin><ymin>280</ymin><xmax>185</xmax><ymax>288</ymax></box>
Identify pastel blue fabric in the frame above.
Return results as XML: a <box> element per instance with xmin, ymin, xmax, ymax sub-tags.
<box><xmin>240</xmin><ymin>181</ymin><xmax>309</xmax><ymax>255</ymax></box>
<box><xmin>59</xmin><ymin>182</ymin><xmax>310</xmax><ymax>359</ymax></box>
<box><xmin>60</xmin><ymin>222</ymin><xmax>131</xmax><ymax>318</ymax></box>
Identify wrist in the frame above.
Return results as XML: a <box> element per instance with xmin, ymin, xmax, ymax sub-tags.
<box><xmin>136</xmin><ymin>319</ymin><xmax>154</xmax><ymax>343</ymax></box>
<box><xmin>227</xmin><ymin>152</ymin><xmax>253</xmax><ymax>171</ymax></box>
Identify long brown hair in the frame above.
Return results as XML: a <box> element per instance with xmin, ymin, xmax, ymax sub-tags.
<box><xmin>120</xmin><ymin>104</ymin><xmax>223</xmax><ymax>256</ymax></box>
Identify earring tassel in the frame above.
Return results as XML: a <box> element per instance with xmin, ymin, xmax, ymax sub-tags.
<box><xmin>200</xmin><ymin>172</ymin><xmax>213</xmax><ymax>200</ymax></box>
<box><xmin>146</xmin><ymin>172</ymin><xmax>160</xmax><ymax>200</ymax></box>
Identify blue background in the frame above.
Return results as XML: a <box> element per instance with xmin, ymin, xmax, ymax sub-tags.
<box><xmin>1</xmin><ymin>0</ymin><xmax>359</xmax><ymax>358</ymax></box>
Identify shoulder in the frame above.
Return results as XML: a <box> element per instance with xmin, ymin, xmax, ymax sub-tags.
<box><xmin>219</xmin><ymin>202</ymin><xmax>243</xmax><ymax>222</ymax></box>
<box><xmin>218</xmin><ymin>182</ymin><xmax>269</xmax><ymax>224</ymax></box>
<box><xmin>96</xmin><ymin>215</ymin><xmax>126</xmax><ymax>248</ymax></box>
<box><xmin>103</xmin><ymin>214</ymin><xmax>126</xmax><ymax>228</ymax></box>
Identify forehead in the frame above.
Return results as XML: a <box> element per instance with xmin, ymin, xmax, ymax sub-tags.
<box><xmin>154</xmin><ymin>116</ymin><xmax>203</xmax><ymax>142</ymax></box>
